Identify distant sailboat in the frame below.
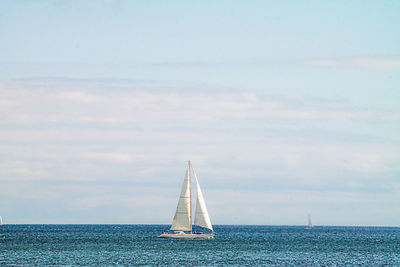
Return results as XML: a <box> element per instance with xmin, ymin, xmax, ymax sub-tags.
<box><xmin>159</xmin><ymin>161</ymin><xmax>215</xmax><ymax>239</ymax></box>
<box><xmin>304</xmin><ymin>214</ymin><xmax>313</xmax><ymax>229</ymax></box>
<box><xmin>0</xmin><ymin>216</ymin><xmax>3</xmax><ymax>226</ymax></box>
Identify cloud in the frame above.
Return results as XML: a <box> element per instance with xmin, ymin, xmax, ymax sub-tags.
<box><xmin>307</xmin><ymin>57</ymin><xmax>400</xmax><ymax>69</ymax></box>
<box><xmin>56</xmin><ymin>91</ymin><xmax>105</xmax><ymax>103</ymax></box>
<box><xmin>1</xmin><ymin>78</ymin><xmax>398</xmax><ymax>185</ymax></box>
<box><xmin>0</xmin><ymin>78</ymin><xmax>395</xmax><ymax>126</ymax></box>
<box><xmin>82</xmin><ymin>152</ymin><xmax>144</xmax><ymax>163</ymax></box>
<box><xmin>0</xmin><ymin>77</ymin><xmax>399</xmax><ymax>224</ymax></box>
<box><xmin>59</xmin><ymin>0</ymin><xmax>118</xmax><ymax>5</ymax></box>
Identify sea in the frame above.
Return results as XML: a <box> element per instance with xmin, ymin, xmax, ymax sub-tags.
<box><xmin>1</xmin><ymin>225</ymin><xmax>399</xmax><ymax>266</ymax></box>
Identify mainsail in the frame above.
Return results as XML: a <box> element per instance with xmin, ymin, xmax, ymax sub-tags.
<box><xmin>308</xmin><ymin>214</ymin><xmax>313</xmax><ymax>228</ymax></box>
<box><xmin>192</xmin><ymin>166</ymin><xmax>213</xmax><ymax>231</ymax></box>
<box><xmin>170</xmin><ymin>164</ymin><xmax>192</xmax><ymax>231</ymax></box>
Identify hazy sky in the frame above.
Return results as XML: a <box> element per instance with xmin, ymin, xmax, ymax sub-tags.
<box><xmin>1</xmin><ymin>0</ymin><xmax>399</xmax><ymax>225</ymax></box>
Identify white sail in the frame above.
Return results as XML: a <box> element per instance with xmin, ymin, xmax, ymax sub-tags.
<box><xmin>170</xmin><ymin>164</ymin><xmax>192</xmax><ymax>231</ymax></box>
<box><xmin>159</xmin><ymin>161</ymin><xmax>215</xmax><ymax>239</ymax></box>
<box><xmin>308</xmin><ymin>214</ymin><xmax>313</xmax><ymax>228</ymax></box>
<box><xmin>192</xmin><ymin>166</ymin><xmax>213</xmax><ymax>232</ymax></box>
<box><xmin>0</xmin><ymin>216</ymin><xmax>2</xmax><ymax>225</ymax></box>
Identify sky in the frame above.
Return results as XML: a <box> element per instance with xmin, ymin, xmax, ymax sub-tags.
<box><xmin>0</xmin><ymin>0</ymin><xmax>399</xmax><ymax>226</ymax></box>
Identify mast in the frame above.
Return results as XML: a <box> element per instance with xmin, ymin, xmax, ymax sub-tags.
<box><xmin>188</xmin><ymin>160</ymin><xmax>192</xmax><ymax>233</ymax></box>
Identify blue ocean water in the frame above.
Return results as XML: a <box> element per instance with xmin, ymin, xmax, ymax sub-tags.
<box><xmin>1</xmin><ymin>225</ymin><xmax>399</xmax><ymax>266</ymax></box>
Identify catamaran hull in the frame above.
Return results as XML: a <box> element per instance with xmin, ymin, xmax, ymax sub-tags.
<box><xmin>158</xmin><ymin>233</ymin><xmax>215</xmax><ymax>239</ymax></box>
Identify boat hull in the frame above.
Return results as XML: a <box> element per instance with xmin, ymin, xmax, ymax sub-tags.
<box><xmin>158</xmin><ymin>233</ymin><xmax>215</xmax><ymax>239</ymax></box>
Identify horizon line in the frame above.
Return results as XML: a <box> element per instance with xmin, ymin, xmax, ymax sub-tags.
<box><xmin>1</xmin><ymin>223</ymin><xmax>398</xmax><ymax>227</ymax></box>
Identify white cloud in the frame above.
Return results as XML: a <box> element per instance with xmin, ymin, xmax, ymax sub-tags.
<box><xmin>56</xmin><ymin>91</ymin><xmax>105</xmax><ymax>103</ymax></box>
<box><xmin>0</xmin><ymin>77</ymin><xmax>399</xmax><ymax>224</ymax></box>
<box><xmin>307</xmin><ymin>57</ymin><xmax>400</xmax><ymax>69</ymax></box>
<box><xmin>59</xmin><ymin>0</ymin><xmax>118</xmax><ymax>5</ymax></box>
<box><xmin>0</xmin><ymin>78</ymin><xmax>394</xmax><ymax>126</ymax></box>
<box><xmin>82</xmin><ymin>152</ymin><xmax>142</xmax><ymax>163</ymax></box>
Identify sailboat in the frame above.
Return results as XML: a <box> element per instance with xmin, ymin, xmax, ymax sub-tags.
<box><xmin>304</xmin><ymin>213</ymin><xmax>313</xmax><ymax>229</ymax></box>
<box><xmin>159</xmin><ymin>161</ymin><xmax>215</xmax><ymax>239</ymax></box>
<box><xmin>0</xmin><ymin>216</ymin><xmax>3</xmax><ymax>226</ymax></box>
